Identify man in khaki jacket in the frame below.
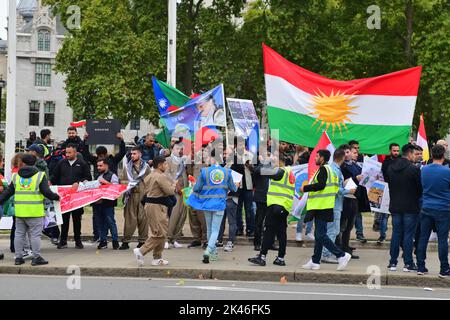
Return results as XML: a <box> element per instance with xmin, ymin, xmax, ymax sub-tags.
<box><xmin>186</xmin><ymin>147</ymin><xmax>208</xmax><ymax>248</ymax></box>
<box><xmin>133</xmin><ymin>156</ymin><xmax>176</xmax><ymax>266</ymax></box>
<box><xmin>165</xmin><ymin>141</ymin><xmax>188</xmax><ymax>249</ymax></box>
<box><xmin>119</xmin><ymin>147</ymin><xmax>151</xmax><ymax>250</ymax></box>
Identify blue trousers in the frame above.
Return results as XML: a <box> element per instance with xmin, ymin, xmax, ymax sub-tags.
<box><xmin>379</xmin><ymin>213</ymin><xmax>389</xmax><ymax>239</ymax></box>
<box><xmin>322</xmin><ymin>208</ymin><xmax>342</xmax><ymax>258</ymax></box>
<box><xmin>355</xmin><ymin>212</ymin><xmax>364</xmax><ymax>236</ymax></box>
<box><xmin>312</xmin><ymin>218</ymin><xmax>345</xmax><ymax>264</ymax></box>
<box><xmin>93</xmin><ymin>205</ymin><xmax>118</xmax><ymax>242</ymax></box>
<box><xmin>236</xmin><ymin>190</ymin><xmax>254</xmax><ymax>234</ymax></box>
<box><xmin>389</xmin><ymin>213</ymin><xmax>418</xmax><ymax>266</ymax></box>
<box><xmin>204</xmin><ymin>211</ymin><xmax>225</xmax><ymax>254</ymax></box>
<box><xmin>417</xmin><ymin>209</ymin><xmax>450</xmax><ymax>272</ymax></box>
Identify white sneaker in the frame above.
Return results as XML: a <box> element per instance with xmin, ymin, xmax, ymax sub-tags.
<box><xmin>224</xmin><ymin>241</ymin><xmax>234</xmax><ymax>252</ymax></box>
<box><xmin>133</xmin><ymin>248</ymin><xmax>145</xmax><ymax>266</ymax></box>
<box><xmin>302</xmin><ymin>259</ymin><xmax>320</xmax><ymax>270</ymax></box>
<box><xmin>151</xmin><ymin>258</ymin><xmax>169</xmax><ymax>266</ymax></box>
<box><xmin>305</xmin><ymin>233</ymin><xmax>315</xmax><ymax>241</ymax></box>
<box><xmin>429</xmin><ymin>232</ymin><xmax>438</xmax><ymax>242</ymax></box>
<box><xmin>295</xmin><ymin>233</ymin><xmax>303</xmax><ymax>241</ymax></box>
<box><xmin>173</xmin><ymin>241</ymin><xmax>183</xmax><ymax>249</ymax></box>
<box><xmin>337</xmin><ymin>252</ymin><xmax>352</xmax><ymax>271</ymax></box>
<box><xmin>164</xmin><ymin>242</ymin><xmax>169</xmax><ymax>249</ymax></box>
<box><xmin>23</xmin><ymin>250</ymin><xmax>33</xmax><ymax>260</ymax></box>
<box><xmin>321</xmin><ymin>256</ymin><xmax>338</xmax><ymax>264</ymax></box>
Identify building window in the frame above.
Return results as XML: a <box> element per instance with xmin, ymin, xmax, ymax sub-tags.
<box><xmin>44</xmin><ymin>101</ymin><xmax>55</xmax><ymax>126</ymax></box>
<box><xmin>29</xmin><ymin>101</ymin><xmax>40</xmax><ymax>126</ymax></box>
<box><xmin>130</xmin><ymin>118</ymin><xmax>140</xmax><ymax>130</ymax></box>
<box><xmin>37</xmin><ymin>30</ymin><xmax>51</xmax><ymax>51</ymax></box>
<box><xmin>35</xmin><ymin>63</ymin><xmax>51</xmax><ymax>87</ymax></box>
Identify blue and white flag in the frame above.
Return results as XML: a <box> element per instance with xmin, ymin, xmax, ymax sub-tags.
<box><xmin>162</xmin><ymin>84</ymin><xmax>226</xmax><ymax>136</ymax></box>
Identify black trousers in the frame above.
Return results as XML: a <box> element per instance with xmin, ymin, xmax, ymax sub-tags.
<box><xmin>60</xmin><ymin>208</ymin><xmax>84</xmax><ymax>242</ymax></box>
<box><xmin>260</xmin><ymin>205</ymin><xmax>288</xmax><ymax>258</ymax></box>
<box><xmin>254</xmin><ymin>201</ymin><xmax>267</xmax><ymax>246</ymax></box>
<box><xmin>337</xmin><ymin>198</ymin><xmax>358</xmax><ymax>252</ymax></box>
<box><xmin>10</xmin><ymin>216</ymin><xmax>16</xmax><ymax>252</ymax></box>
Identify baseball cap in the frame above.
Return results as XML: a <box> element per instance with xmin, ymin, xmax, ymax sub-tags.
<box><xmin>26</xmin><ymin>144</ymin><xmax>44</xmax><ymax>156</ymax></box>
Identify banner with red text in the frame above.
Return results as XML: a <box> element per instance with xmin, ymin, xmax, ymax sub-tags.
<box><xmin>55</xmin><ymin>184</ymin><xmax>127</xmax><ymax>214</ymax></box>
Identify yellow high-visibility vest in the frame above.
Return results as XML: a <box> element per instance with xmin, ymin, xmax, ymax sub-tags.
<box><xmin>306</xmin><ymin>165</ymin><xmax>339</xmax><ymax>211</ymax></box>
<box><xmin>12</xmin><ymin>172</ymin><xmax>45</xmax><ymax>218</ymax></box>
<box><xmin>267</xmin><ymin>167</ymin><xmax>295</xmax><ymax>211</ymax></box>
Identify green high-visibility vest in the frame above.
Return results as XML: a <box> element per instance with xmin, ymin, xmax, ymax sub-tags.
<box><xmin>306</xmin><ymin>165</ymin><xmax>339</xmax><ymax>211</ymax></box>
<box><xmin>12</xmin><ymin>172</ymin><xmax>45</xmax><ymax>218</ymax></box>
<box><xmin>267</xmin><ymin>167</ymin><xmax>295</xmax><ymax>212</ymax></box>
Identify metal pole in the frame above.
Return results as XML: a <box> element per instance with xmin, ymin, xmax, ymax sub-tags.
<box><xmin>5</xmin><ymin>0</ymin><xmax>17</xmax><ymax>180</ymax></box>
<box><xmin>167</xmin><ymin>0</ymin><xmax>177</xmax><ymax>87</ymax></box>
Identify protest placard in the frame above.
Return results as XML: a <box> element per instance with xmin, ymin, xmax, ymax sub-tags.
<box><xmin>367</xmin><ymin>180</ymin><xmax>390</xmax><ymax>213</ymax></box>
<box><xmin>226</xmin><ymin>98</ymin><xmax>259</xmax><ymax>137</ymax></box>
<box><xmin>85</xmin><ymin>119</ymin><xmax>121</xmax><ymax>145</ymax></box>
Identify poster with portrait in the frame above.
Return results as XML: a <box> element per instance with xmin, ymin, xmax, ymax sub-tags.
<box><xmin>226</xmin><ymin>98</ymin><xmax>259</xmax><ymax>138</ymax></box>
<box><xmin>291</xmin><ymin>164</ymin><xmax>309</xmax><ymax>219</ymax></box>
<box><xmin>367</xmin><ymin>180</ymin><xmax>390</xmax><ymax>214</ymax></box>
<box><xmin>162</xmin><ymin>84</ymin><xmax>226</xmax><ymax>137</ymax></box>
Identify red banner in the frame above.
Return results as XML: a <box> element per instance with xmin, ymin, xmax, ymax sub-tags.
<box><xmin>57</xmin><ymin>184</ymin><xmax>128</xmax><ymax>213</ymax></box>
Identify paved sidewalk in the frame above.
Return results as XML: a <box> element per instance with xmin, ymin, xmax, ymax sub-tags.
<box><xmin>0</xmin><ymin>239</ymin><xmax>449</xmax><ymax>288</ymax></box>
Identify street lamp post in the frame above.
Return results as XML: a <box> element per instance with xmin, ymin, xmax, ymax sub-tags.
<box><xmin>167</xmin><ymin>0</ymin><xmax>177</xmax><ymax>87</ymax></box>
<box><xmin>0</xmin><ymin>77</ymin><xmax>5</xmax><ymax>126</ymax></box>
<box><xmin>5</xmin><ymin>0</ymin><xmax>17</xmax><ymax>179</ymax></box>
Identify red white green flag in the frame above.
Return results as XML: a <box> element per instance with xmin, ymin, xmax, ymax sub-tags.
<box><xmin>263</xmin><ymin>44</ymin><xmax>422</xmax><ymax>154</ymax></box>
<box><xmin>416</xmin><ymin>114</ymin><xmax>430</xmax><ymax>162</ymax></box>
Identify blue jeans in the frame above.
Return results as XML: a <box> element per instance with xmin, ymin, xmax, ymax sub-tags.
<box><xmin>93</xmin><ymin>205</ymin><xmax>118</xmax><ymax>242</ymax></box>
<box><xmin>379</xmin><ymin>213</ymin><xmax>389</xmax><ymax>239</ymax></box>
<box><xmin>312</xmin><ymin>218</ymin><xmax>345</xmax><ymax>264</ymax></box>
<box><xmin>92</xmin><ymin>212</ymin><xmax>100</xmax><ymax>240</ymax></box>
<box><xmin>296</xmin><ymin>215</ymin><xmax>313</xmax><ymax>234</ymax></box>
<box><xmin>204</xmin><ymin>211</ymin><xmax>225</xmax><ymax>254</ymax></box>
<box><xmin>322</xmin><ymin>208</ymin><xmax>342</xmax><ymax>258</ymax></box>
<box><xmin>218</xmin><ymin>199</ymin><xmax>238</xmax><ymax>243</ymax></box>
<box><xmin>417</xmin><ymin>209</ymin><xmax>450</xmax><ymax>272</ymax></box>
<box><xmin>236</xmin><ymin>190</ymin><xmax>254</xmax><ymax>234</ymax></box>
<box><xmin>389</xmin><ymin>213</ymin><xmax>418</xmax><ymax>266</ymax></box>
<box><xmin>355</xmin><ymin>212</ymin><xmax>364</xmax><ymax>236</ymax></box>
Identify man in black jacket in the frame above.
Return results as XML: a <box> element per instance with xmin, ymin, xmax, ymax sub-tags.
<box><xmin>82</xmin><ymin>132</ymin><xmax>126</xmax><ymax>242</ymax></box>
<box><xmin>386</xmin><ymin>143</ymin><xmax>422</xmax><ymax>272</ymax></box>
<box><xmin>381</xmin><ymin>143</ymin><xmax>400</xmax><ymax>183</ymax></box>
<box><xmin>61</xmin><ymin>126</ymin><xmax>85</xmax><ymax>155</ymax></box>
<box><xmin>301</xmin><ymin>149</ymin><xmax>351</xmax><ymax>271</ymax></box>
<box><xmin>51</xmin><ymin>144</ymin><xmax>92</xmax><ymax>249</ymax></box>
<box><xmin>231</xmin><ymin>139</ymin><xmax>255</xmax><ymax>237</ymax></box>
<box><xmin>94</xmin><ymin>159</ymin><xmax>120</xmax><ymax>250</ymax></box>
<box><xmin>251</xmin><ymin>152</ymin><xmax>279</xmax><ymax>251</ymax></box>
<box><xmin>82</xmin><ymin>132</ymin><xmax>126</xmax><ymax>177</ymax></box>
<box><xmin>338</xmin><ymin>144</ymin><xmax>363</xmax><ymax>258</ymax></box>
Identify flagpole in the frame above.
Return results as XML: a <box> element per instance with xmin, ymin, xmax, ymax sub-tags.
<box><xmin>4</xmin><ymin>0</ymin><xmax>17</xmax><ymax>180</ymax></box>
<box><xmin>167</xmin><ymin>0</ymin><xmax>177</xmax><ymax>87</ymax></box>
<box><xmin>221</xmin><ymin>84</ymin><xmax>229</xmax><ymax>149</ymax></box>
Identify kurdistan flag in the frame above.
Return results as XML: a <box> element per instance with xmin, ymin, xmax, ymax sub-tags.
<box><xmin>263</xmin><ymin>44</ymin><xmax>422</xmax><ymax>154</ymax></box>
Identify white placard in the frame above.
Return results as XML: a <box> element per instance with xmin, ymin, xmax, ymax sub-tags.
<box><xmin>0</xmin><ymin>216</ymin><xmax>13</xmax><ymax>230</ymax></box>
<box><xmin>344</xmin><ymin>178</ymin><xmax>357</xmax><ymax>199</ymax></box>
<box><xmin>231</xmin><ymin>170</ymin><xmax>243</xmax><ymax>183</ymax></box>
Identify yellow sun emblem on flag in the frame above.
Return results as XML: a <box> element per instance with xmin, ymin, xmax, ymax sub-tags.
<box><xmin>307</xmin><ymin>89</ymin><xmax>358</xmax><ymax>135</ymax></box>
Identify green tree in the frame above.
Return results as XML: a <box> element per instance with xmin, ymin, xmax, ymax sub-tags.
<box><xmin>44</xmin><ymin>0</ymin><xmax>167</xmax><ymax>125</ymax></box>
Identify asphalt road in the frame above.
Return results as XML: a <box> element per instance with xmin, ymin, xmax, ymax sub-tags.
<box><xmin>0</xmin><ymin>275</ymin><xmax>449</xmax><ymax>300</ymax></box>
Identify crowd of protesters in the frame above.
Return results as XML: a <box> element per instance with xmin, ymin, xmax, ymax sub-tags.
<box><xmin>1</xmin><ymin>125</ymin><xmax>449</xmax><ymax>277</ymax></box>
